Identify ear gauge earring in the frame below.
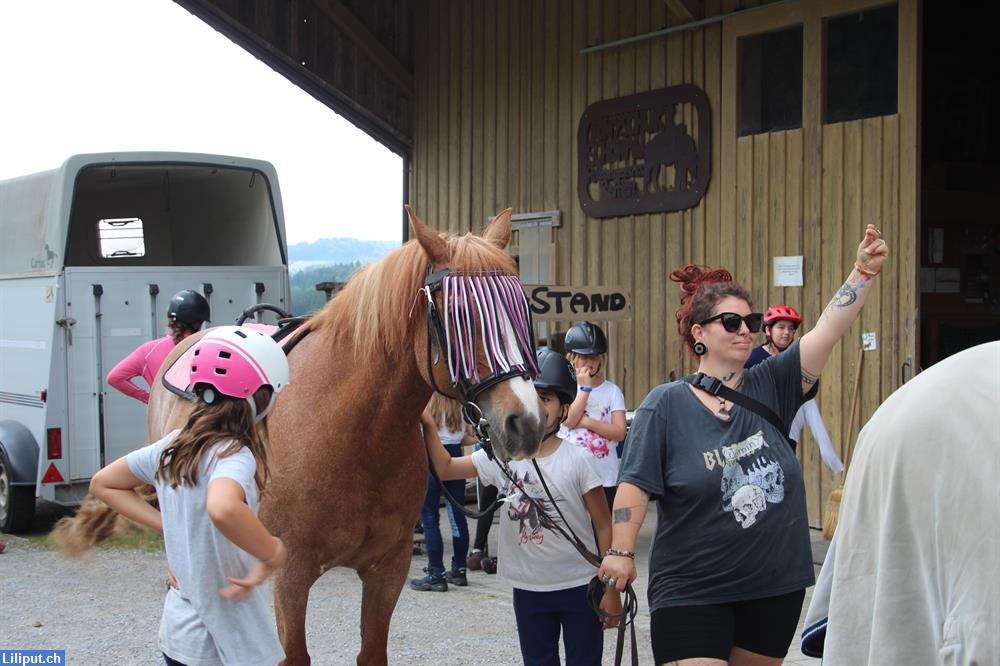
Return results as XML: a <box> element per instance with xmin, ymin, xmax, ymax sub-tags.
<box><xmin>693</xmin><ymin>342</ymin><xmax>707</xmax><ymax>356</ymax></box>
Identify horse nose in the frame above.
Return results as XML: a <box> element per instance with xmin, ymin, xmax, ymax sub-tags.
<box><xmin>504</xmin><ymin>412</ymin><xmax>542</xmax><ymax>448</ymax></box>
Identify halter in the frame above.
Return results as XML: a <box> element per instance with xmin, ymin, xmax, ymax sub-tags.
<box><xmin>418</xmin><ymin>265</ymin><xmax>638</xmax><ymax>663</ymax></box>
<box><xmin>420</xmin><ymin>265</ymin><xmax>539</xmax><ymax>452</ymax></box>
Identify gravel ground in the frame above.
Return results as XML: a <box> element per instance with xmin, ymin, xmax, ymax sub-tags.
<box><xmin>3</xmin><ymin>502</ymin><xmax>823</xmax><ymax>665</ymax></box>
<box><xmin>2</xmin><ymin>502</ymin><xmax>652</xmax><ymax>665</ymax></box>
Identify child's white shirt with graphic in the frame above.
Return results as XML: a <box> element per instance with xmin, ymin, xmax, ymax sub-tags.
<box><xmin>471</xmin><ymin>441</ymin><xmax>602</xmax><ymax>591</ymax></box>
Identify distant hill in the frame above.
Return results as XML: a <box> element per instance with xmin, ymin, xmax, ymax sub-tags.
<box><xmin>290</xmin><ymin>262</ymin><xmax>364</xmax><ymax>316</ymax></box>
<box><xmin>288</xmin><ymin>237</ymin><xmax>399</xmax><ymax>272</ymax></box>
<box><xmin>286</xmin><ymin>238</ymin><xmax>400</xmax><ymax>315</ymax></box>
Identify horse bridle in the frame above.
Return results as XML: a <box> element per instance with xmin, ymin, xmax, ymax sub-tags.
<box><xmin>420</xmin><ymin>264</ymin><xmax>538</xmax><ymax>458</ymax></box>
<box><xmin>419</xmin><ymin>265</ymin><xmax>639</xmax><ymax>664</ymax></box>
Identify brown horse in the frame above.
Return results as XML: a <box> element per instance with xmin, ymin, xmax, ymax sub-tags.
<box><xmin>54</xmin><ymin>207</ymin><xmax>544</xmax><ymax>665</ymax></box>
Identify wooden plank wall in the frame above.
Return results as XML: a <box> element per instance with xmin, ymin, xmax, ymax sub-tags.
<box><xmin>410</xmin><ymin>0</ymin><xmax>918</xmax><ymax>526</ymax></box>
<box><xmin>412</xmin><ymin>0</ymin><xmax>727</xmax><ymax>401</ymax></box>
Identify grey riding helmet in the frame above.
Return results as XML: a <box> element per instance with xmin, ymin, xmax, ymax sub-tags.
<box><xmin>564</xmin><ymin>321</ymin><xmax>608</xmax><ymax>356</ymax></box>
<box><xmin>168</xmin><ymin>290</ymin><xmax>211</xmax><ymax>327</ymax></box>
<box><xmin>533</xmin><ymin>348</ymin><xmax>577</xmax><ymax>404</ymax></box>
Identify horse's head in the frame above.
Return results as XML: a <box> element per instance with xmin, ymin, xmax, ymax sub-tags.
<box><xmin>407</xmin><ymin>206</ymin><xmax>544</xmax><ymax>461</ymax></box>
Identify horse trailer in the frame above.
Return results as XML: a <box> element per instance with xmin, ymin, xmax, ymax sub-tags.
<box><xmin>0</xmin><ymin>152</ymin><xmax>291</xmax><ymax>532</ymax></box>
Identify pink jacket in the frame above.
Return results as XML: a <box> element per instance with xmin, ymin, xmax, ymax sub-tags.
<box><xmin>106</xmin><ymin>335</ymin><xmax>178</xmax><ymax>404</ymax></box>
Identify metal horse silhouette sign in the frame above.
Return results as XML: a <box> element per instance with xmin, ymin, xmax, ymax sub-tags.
<box><xmin>577</xmin><ymin>84</ymin><xmax>711</xmax><ymax>218</ymax></box>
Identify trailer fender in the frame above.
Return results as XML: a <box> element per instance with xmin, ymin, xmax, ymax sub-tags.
<box><xmin>0</xmin><ymin>420</ymin><xmax>40</xmax><ymax>485</ymax></box>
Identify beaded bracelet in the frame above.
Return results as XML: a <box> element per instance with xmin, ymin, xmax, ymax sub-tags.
<box><xmin>606</xmin><ymin>547</ymin><xmax>635</xmax><ymax>559</ymax></box>
<box><xmin>854</xmin><ymin>261</ymin><xmax>880</xmax><ymax>278</ymax></box>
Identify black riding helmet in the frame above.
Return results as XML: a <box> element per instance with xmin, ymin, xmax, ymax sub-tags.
<box><xmin>533</xmin><ymin>348</ymin><xmax>577</xmax><ymax>405</ymax></box>
<box><xmin>167</xmin><ymin>290</ymin><xmax>211</xmax><ymax>328</ymax></box>
<box><xmin>564</xmin><ymin>321</ymin><xmax>608</xmax><ymax>356</ymax></box>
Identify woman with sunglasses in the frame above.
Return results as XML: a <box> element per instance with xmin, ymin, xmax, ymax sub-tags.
<box><xmin>598</xmin><ymin>225</ymin><xmax>888</xmax><ymax>666</ymax></box>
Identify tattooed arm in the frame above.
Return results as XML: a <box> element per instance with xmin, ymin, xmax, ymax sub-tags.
<box><xmin>799</xmin><ymin>224</ymin><xmax>889</xmax><ymax>394</ymax></box>
<box><xmin>596</xmin><ymin>482</ymin><xmax>650</xmax><ymax>592</ymax></box>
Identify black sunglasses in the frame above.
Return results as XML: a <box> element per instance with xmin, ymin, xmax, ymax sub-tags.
<box><xmin>699</xmin><ymin>312</ymin><xmax>764</xmax><ymax>333</ymax></box>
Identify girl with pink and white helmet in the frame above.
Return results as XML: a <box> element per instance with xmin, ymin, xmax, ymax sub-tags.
<box><xmin>90</xmin><ymin>325</ymin><xmax>291</xmax><ymax>666</ymax></box>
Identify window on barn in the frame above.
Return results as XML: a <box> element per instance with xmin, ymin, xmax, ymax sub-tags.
<box><xmin>824</xmin><ymin>4</ymin><xmax>898</xmax><ymax>123</ymax></box>
<box><xmin>738</xmin><ymin>25</ymin><xmax>803</xmax><ymax>136</ymax></box>
<box><xmin>508</xmin><ymin>210</ymin><xmax>558</xmax><ymax>348</ymax></box>
<box><xmin>97</xmin><ymin>217</ymin><xmax>146</xmax><ymax>258</ymax></box>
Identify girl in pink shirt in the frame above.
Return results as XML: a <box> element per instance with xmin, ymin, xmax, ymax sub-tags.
<box><xmin>106</xmin><ymin>290</ymin><xmax>210</xmax><ymax>404</ymax></box>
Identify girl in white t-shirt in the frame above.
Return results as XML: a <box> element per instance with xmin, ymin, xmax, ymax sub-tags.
<box><xmin>422</xmin><ymin>349</ymin><xmax>621</xmax><ymax>665</ymax></box>
<box><xmin>561</xmin><ymin>321</ymin><xmax>628</xmax><ymax>509</ymax></box>
<box><xmin>90</xmin><ymin>326</ymin><xmax>290</xmax><ymax>666</ymax></box>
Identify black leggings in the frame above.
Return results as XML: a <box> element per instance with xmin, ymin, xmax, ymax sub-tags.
<box><xmin>163</xmin><ymin>654</ymin><xmax>187</xmax><ymax>666</ymax></box>
<box><xmin>472</xmin><ymin>479</ymin><xmax>498</xmax><ymax>552</ymax></box>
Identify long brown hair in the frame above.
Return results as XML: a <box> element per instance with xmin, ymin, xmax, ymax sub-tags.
<box><xmin>168</xmin><ymin>319</ymin><xmax>200</xmax><ymax>345</ymax></box>
<box><xmin>669</xmin><ymin>264</ymin><xmax>752</xmax><ymax>355</ymax></box>
<box><xmin>156</xmin><ymin>388</ymin><xmax>272</xmax><ymax>492</ymax></box>
<box><xmin>425</xmin><ymin>393</ymin><xmax>464</xmax><ymax>432</ymax></box>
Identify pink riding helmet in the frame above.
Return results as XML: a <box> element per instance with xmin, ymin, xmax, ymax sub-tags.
<box><xmin>188</xmin><ymin>326</ymin><xmax>290</xmax><ymax>420</ymax></box>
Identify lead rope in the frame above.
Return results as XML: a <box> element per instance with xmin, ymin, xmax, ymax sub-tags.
<box><xmin>427</xmin><ymin>411</ymin><xmax>639</xmax><ymax>665</ymax></box>
<box><xmin>528</xmin><ymin>459</ymin><xmax>639</xmax><ymax>666</ymax></box>
<box><xmin>418</xmin><ymin>270</ymin><xmax>638</xmax><ymax>662</ymax></box>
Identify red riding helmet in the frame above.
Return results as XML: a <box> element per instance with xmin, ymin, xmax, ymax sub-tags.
<box><xmin>763</xmin><ymin>305</ymin><xmax>802</xmax><ymax>328</ymax></box>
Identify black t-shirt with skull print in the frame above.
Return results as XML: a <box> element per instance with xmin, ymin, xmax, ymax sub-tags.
<box><xmin>619</xmin><ymin>340</ymin><xmax>817</xmax><ymax>610</ymax></box>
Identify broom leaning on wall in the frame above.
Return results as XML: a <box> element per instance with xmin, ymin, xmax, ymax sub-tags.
<box><xmin>822</xmin><ymin>344</ymin><xmax>865</xmax><ymax>540</ymax></box>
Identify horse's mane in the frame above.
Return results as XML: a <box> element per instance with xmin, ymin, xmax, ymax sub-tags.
<box><xmin>305</xmin><ymin>230</ymin><xmax>518</xmax><ymax>365</ymax></box>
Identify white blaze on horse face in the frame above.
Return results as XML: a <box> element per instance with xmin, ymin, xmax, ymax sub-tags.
<box><xmin>490</xmin><ymin>315</ymin><xmax>541</xmax><ymax>426</ymax></box>
<box><xmin>499</xmin><ymin>314</ymin><xmax>524</xmax><ymax>370</ymax></box>
<box><xmin>510</xmin><ymin>375</ymin><xmax>543</xmax><ymax>425</ymax></box>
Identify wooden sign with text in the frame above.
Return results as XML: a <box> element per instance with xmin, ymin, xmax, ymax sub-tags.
<box><xmin>525</xmin><ymin>285</ymin><xmax>631</xmax><ymax>321</ymax></box>
<box><xmin>577</xmin><ymin>84</ymin><xmax>712</xmax><ymax>217</ymax></box>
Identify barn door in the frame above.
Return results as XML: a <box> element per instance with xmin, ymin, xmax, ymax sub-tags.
<box><xmin>720</xmin><ymin>0</ymin><xmax>919</xmax><ymax>526</ymax></box>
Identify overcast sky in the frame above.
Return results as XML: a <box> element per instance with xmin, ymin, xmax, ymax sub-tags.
<box><xmin>0</xmin><ymin>0</ymin><xmax>403</xmax><ymax>245</ymax></box>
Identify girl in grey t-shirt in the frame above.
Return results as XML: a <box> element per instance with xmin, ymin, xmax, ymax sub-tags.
<box><xmin>598</xmin><ymin>225</ymin><xmax>889</xmax><ymax>665</ymax></box>
<box><xmin>90</xmin><ymin>326</ymin><xmax>291</xmax><ymax>666</ymax></box>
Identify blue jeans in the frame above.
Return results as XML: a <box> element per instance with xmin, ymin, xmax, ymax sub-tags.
<box><xmin>420</xmin><ymin>444</ymin><xmax>469</xmax><ymax>572</ymax></box>
<box><xmin>512</xmin><ymin>584</ymin><xmax>603</xmax><ymax>666</ymax></box>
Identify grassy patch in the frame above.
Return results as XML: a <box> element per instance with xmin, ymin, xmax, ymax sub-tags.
<box><xmin>1</xmin><ymin>531</ymin><xmax>51</xmax><ymax>550</ymax></box>
<box><xmin>95</xmin><ymin>529</ymin><xmax>165</xmax><ymax>553</ymax></box>
<box><xmin>1</xmin><ymin>528</ymin><xmax>164</xmax><ymax>553</ymax></box>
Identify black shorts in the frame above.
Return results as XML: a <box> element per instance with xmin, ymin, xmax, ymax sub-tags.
<box><xmin>650</xmin><ymin>589</ymin><xmax>806</xmax><ymax>663</ymax></box>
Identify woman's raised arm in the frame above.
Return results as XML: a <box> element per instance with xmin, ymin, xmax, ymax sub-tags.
<box><xmin>799</xmin><ymin>224</ymin><xmax>889</xmax><ymax>393</ymax></box>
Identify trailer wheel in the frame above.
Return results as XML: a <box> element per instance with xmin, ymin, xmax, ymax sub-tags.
<box><xmin>0</xmin><ymin>450</ymin><xmax>35</xmax><ymax>533</ymax></box>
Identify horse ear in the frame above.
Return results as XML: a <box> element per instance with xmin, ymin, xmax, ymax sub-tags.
<box><xmin>483</xmin><ymin>208</ymin><xmax>514</xmax><ymax>249</ymax></box>
<box><xmin>406</xmin><ymin>205</ymin><xmax>449</xmax><ymax>263</ymax></box>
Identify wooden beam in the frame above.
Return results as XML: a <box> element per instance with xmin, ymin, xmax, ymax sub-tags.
<box><xmin>664</xmin><ymin>0</ymin><xmax>704</xmax><ymax>22</ymax></box>
<box><xmin>313</xmin><ymin>0</ymin><xmax>414</xmax><ymax>96</ymax></box>
<box><xmin>173</xmin><ymin>0</ymin><xmax>411</xmax><ymax>153</ymax></box>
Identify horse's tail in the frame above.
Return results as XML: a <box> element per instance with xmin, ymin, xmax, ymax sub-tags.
<box><xmin>50</xmin><ymin>487</ymin><xmax>157</xmax><ymax>557</ymax></box>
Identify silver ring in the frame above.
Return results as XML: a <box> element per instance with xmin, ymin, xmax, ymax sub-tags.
<box><xmin>874</xmin><ymin>227</ymin><xmax>883</xmax><ymax>239</ymax></box>
<box><xmin>602</xmin><ymin>575</ymin><xmax>616</xmax><ymax>587</ymax></box>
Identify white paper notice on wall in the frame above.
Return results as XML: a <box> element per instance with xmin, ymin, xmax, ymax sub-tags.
<box><xmin>862</xmin><ymin>332</ymin><xmax>878</xmax><ymax>351</ymax></box>
<box><xmin>773</xmin><ymin>256</ymin><xmax>803</xmax><ymax>287</ymax></box>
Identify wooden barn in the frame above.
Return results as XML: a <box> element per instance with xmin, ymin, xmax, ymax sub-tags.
<box><xmin>175</xmin><ymin>0</ymin><xmax>999</xmax><ymax>526</ymax></box>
